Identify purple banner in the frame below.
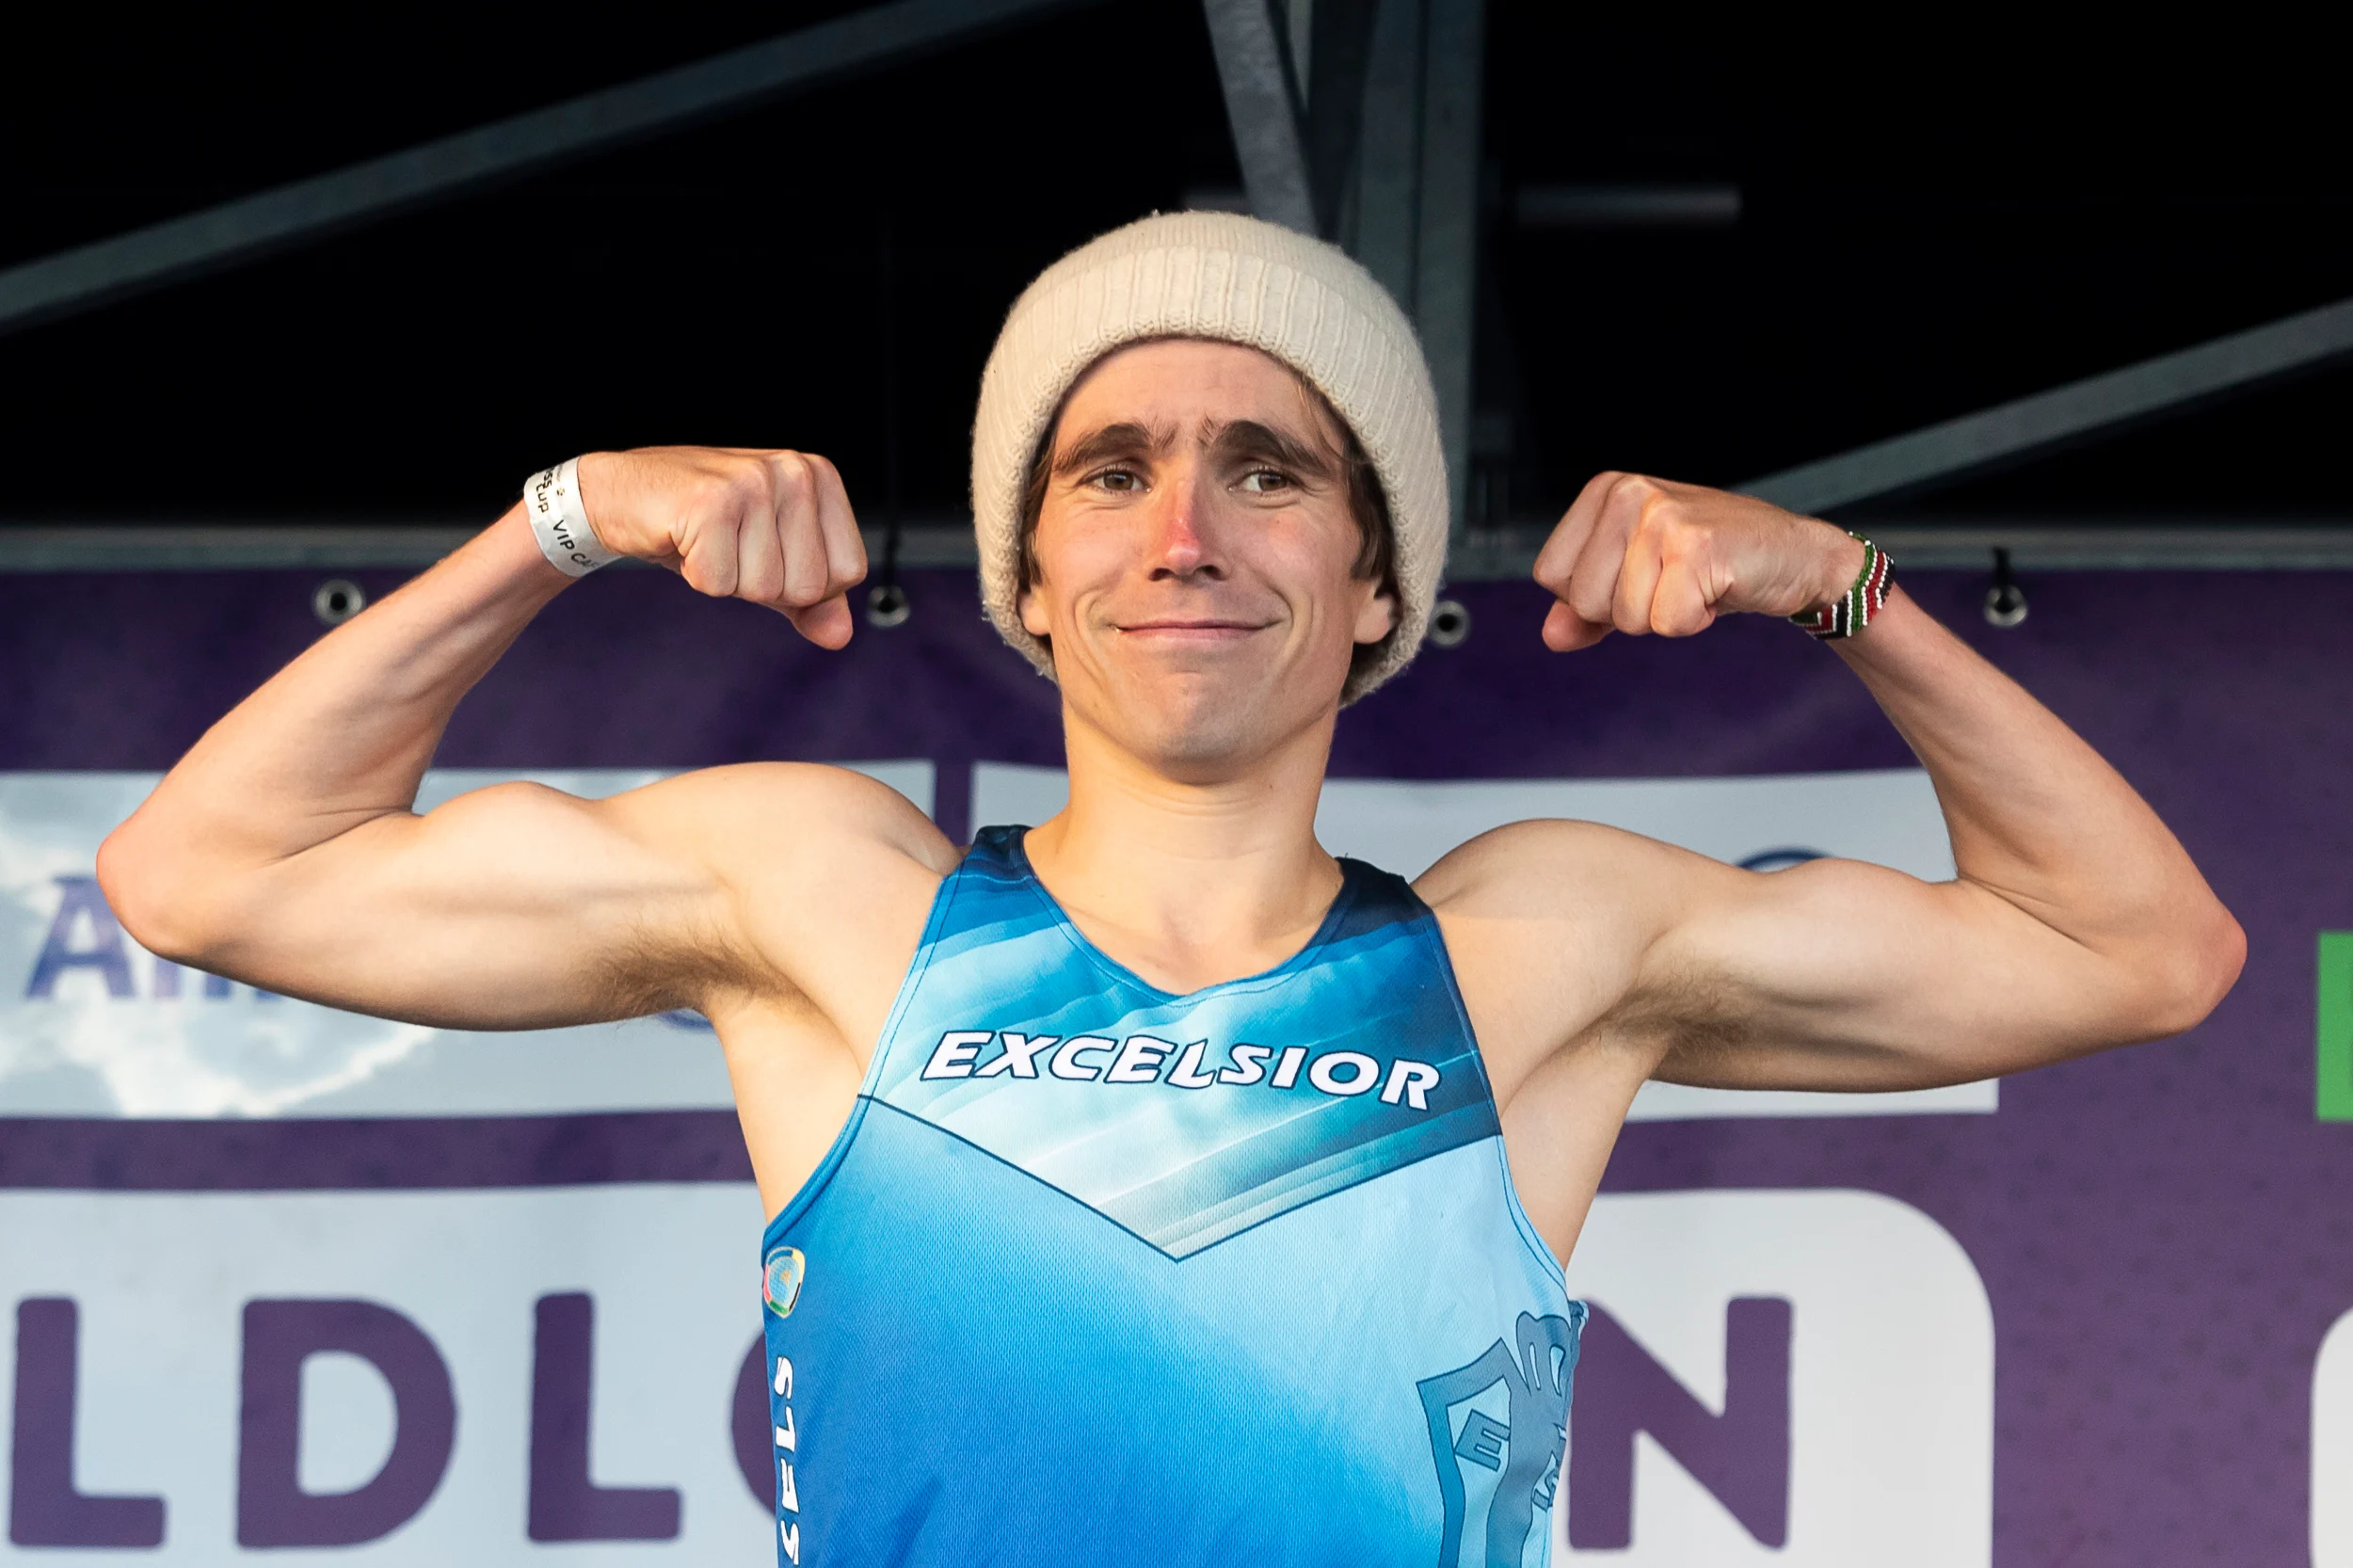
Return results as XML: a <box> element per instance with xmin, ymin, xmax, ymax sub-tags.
<box><xmin>0</xmin><ymin>563</ymin><xmax>2340</xmax><ymax>1565</ymax></box>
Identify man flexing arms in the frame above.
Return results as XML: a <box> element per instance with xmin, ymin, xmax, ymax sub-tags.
<box><xmin>100</xmin><ymin>214</ymin><xmax>2240</xmax><ymax>1567</ymax></box>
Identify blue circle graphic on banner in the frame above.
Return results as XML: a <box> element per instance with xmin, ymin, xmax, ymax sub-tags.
<box><xmin>763</xmin><ymin>1246</ymin><xmax>807</xmax><ymax>1318</ymax></box>
<box><xmin>1738</xmin><ymin>846</ymin><xmax>1828</xmax><ymax>873</ymax></box>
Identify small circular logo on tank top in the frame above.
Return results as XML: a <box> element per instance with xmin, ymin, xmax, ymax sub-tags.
<box><xmin>763</xmin><ymin>1246</ymin><xmax>807</xmax><ymax>1318</ymax></box>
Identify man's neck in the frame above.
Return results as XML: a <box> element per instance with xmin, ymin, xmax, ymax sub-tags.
<box><xmin>1021</xmin><ymin>710</ymin><xmax>1342</xmax><ymax>995</ymax></box>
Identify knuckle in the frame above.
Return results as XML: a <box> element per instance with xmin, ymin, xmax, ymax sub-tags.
<box><xmin>689</xmin><ymin>475</ymin><xmax>740</xmax><ymax>518</ymax></box>
<box><xmin>771</xmin><ymin>452</ymin><xmax>815</xmax><ymax>506</ymax></box>
<box><xmin>1617</xmin><ymin>484</ymin><xmax>1665</xmax><ymax>528</ymax></box>
<box><xmin>730</xmin><ymin>468</ymin><xmax>770</xmax><ymax>510</ymax></box>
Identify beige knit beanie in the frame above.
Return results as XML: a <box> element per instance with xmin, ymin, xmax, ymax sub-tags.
<box><xmin>970</xmin><ymin>210</ymin><xmax>1448</xmax><ymax>703</ymax></box>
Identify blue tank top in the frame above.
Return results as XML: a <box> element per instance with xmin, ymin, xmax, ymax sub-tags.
<box><xmin>757</xmin><ymin>826</ymin><xmax>1581</xmax><ymax>1568</ymax></box>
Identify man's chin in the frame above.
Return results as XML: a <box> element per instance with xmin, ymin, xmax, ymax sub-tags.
<box><xmin>1088</xmin><ymin>664</ymin><xmax>1343</xmax><ymax>775</ymax></box>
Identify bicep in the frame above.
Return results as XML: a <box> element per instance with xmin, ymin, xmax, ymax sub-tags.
<box><xmin>1646</xmin><ymin>856</ymin><xmax>2151</xmax><ymax>1090</ymax></box>
<box><xmin>193</xmin><ymin>777</ymin><xmax>728</xmax><ymax>1030</ymax></box>
<box><xmin>1428</xmin><ymin>819</ymin><xmax>2155</xmax><ymax>1099</ymax></box>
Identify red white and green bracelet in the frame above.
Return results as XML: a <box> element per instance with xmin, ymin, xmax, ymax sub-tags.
<box><xmin>1790</xmin><ymin>534</ymin><xmax>1893</xmax><ymax>640</ymax></box>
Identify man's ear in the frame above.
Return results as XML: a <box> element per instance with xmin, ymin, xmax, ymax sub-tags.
<box><xmin>1353</xmin><ymin>583</ymin><xmax>1398</xmax><ymax>646</ymax></box>
<box><xmin>1019</xmin><ymin>581</ymin><xmax>1052</xmax><ymax>638</ymax></box>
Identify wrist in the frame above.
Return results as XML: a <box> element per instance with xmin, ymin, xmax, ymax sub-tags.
<box><xmin>483</xmin><ymin>504</ymin><xmax>586</xmax><ymax>600</ymax></box>
<box><xmin>1806</xmin><ymin>527</ymin><xmax>1870</xmax><ymax>612</ymax></box>
<box><xmin>1789</xmin><ymin>530</ymin><xmax>1893</xmax><ymax>641</ymax></box>
<box><xmin>522</xmin><ymin>456</ymin><xmax>620</xmax><ymax>578</ymax></box>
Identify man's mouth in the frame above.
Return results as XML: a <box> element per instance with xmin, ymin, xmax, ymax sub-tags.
<box><xmin>1112</xmin><ymin>618</ymin><xmax>1272</xmax><ymax>640</ymax></box>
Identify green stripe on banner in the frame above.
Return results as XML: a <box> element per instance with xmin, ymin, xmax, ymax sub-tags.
<box><xmin>2319</xmin><ymin>932</ymin><xmax>2353</xmax><ymax>1121</ymax></box>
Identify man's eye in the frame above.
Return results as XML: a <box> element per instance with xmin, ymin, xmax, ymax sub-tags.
<box><xmin>1089</xmin><ymin>468</ymin><xmax>1143</xmax><ymax>492</ymax></box>
<box><xmin>1240</xmin><ymin>468</ymin><xmax>1294</xmax><ymax>494</ymax></box>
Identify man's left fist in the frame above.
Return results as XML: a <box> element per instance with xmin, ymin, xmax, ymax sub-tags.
<box><xmin>1531</xmin><ymin>472</ymin><xmax>1866</xmax><ymax>652</ymax></box>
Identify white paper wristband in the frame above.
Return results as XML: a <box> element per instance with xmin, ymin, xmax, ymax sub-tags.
<box><xmin>522</xmin><ymin>457</ymin><xmax>619</xmax><ymax>577</ymax></box>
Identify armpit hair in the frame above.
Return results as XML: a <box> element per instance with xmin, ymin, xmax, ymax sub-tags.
<box><xmin>1594</xmin><ymin>958</ymin><xmax>1751</xmax><ymax>1071</ymax></box>
<box><xmin>593</xmin><ymin>904</ymin><xmax>791</xmax><ymax>1024</ymax></box>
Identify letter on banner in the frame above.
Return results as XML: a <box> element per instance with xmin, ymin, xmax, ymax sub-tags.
<box><xmin>8</xmin><ymin>1299</ymin><xmax>166</xmax><ymax>1547</ymax></box>
<box><xmin>529</xmin><ymin>1292</ymin><xmax>682</xmax><ymax>1541</ymax></box>
<box><xmin>237</xmin><ymin>1299</ymin><xmax>457</xmax><ymax>1547</ymax></box>
<box><xmin>1568</xmin><ymin>1298</ymin><xmax>1793</xmax><ymax>1549</ymax></box>
<box><xmin>24</xmin><ymin>877</ymin><xmax>135</xmax><ymax>1000</ymax></box>
<box><xmin>733</xmin><ymin>1337</ymin><xmax>780</xmax><ymax>1505</ymax></box>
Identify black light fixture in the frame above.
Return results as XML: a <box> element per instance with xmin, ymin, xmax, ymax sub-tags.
<box><xmin>1984</xmin><ymin>548</ymin><xmax>2027</xmax><ymax>628</ymax></box>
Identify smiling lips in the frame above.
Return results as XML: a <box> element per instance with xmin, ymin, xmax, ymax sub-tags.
<box><xmin>1113</xmin><ymin>618</ymin><xmax>1272</xmax><ymax>642</ymax></box>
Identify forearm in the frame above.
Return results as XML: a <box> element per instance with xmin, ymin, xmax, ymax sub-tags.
<box><xmin>101</xmin><ymin>505</ymin><xmax>566</xmax><ymax>945</ymax></box>
<box><xmin>1834</xmin><ymin>587</ymin><xmax>2240</xmax><ymax>1014</ymax></box>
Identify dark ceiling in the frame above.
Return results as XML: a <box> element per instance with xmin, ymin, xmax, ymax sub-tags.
<box><xmin>4</xmin><ymin>4</ymin><xmax>2349</xmax><ymax>527</ymax></box>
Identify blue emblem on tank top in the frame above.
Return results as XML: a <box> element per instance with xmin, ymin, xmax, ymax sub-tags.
<box><xmin>1420</xmin><ymin>1309</ymin><xmax>1585</xmax><ymax>1568</ymax></box>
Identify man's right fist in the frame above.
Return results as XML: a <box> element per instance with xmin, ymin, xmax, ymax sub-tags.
<box><xmin>572</xmin><ymin>446</ymin><xmax>868</xmax><ymax>648</ymax></box>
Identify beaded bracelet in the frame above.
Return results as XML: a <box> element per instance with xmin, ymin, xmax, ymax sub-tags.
<box><xmin>1790</xmin><ymin>534</ymin><xmax>1892</xmax><ymax>640</ymax></box>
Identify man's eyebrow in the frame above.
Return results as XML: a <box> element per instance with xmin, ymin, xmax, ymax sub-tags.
<box><xmin>1052</xmin><ymin>421</ymin><xmax>1175</xmax><ymax>476</ymax></box>
<box><xmin>1208</xmin><ymin>418</ymin><xmax>1341</xmax><ymax>483</ymax></box>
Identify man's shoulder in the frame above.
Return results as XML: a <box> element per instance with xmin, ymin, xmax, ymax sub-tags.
<box><xmin>612</xmin><ymin>761</ymin><xmax>960</xmax><ymax>881</ymax></box>
<box><xmin>1412</xmin><ymin>816</ymin><xmax>1696</xmax><ymax>918</ymax></box>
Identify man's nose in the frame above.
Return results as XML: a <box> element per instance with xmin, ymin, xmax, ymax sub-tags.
<box><xmin>1146</xmin><ymin>470</ymin><xmax>1224</xmax><ymax>581</ymax></box>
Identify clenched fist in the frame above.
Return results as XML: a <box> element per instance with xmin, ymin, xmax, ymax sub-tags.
<box><xmin>1533</xmin><ymin>472</ymin><xmax>1867</xmax><ymax>652</ymax></box>
<box><xmin>572</xmin><ymin>446</ymin><xmax>868</xmax><ymax>648</ymax></box>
